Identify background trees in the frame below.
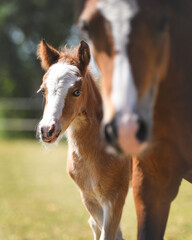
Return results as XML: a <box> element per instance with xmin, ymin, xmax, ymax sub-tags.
<box><xmin>0</xmin><ymin>0</ymin><xmax>74</xmax><ymax>98</ymax></box>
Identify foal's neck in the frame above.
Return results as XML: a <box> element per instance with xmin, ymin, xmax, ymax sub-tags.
<box><xmin>67</xmin><ymin>71</ymin><xmax>103</xmax><ymax>155</ymax></box>
<box><xmin>82</xmin><ymin>71</ymin><xmax>103</xmax><ymax>124</ymax></box>
<box><xmin>76</xmin><ymin>70</ymin><xmax>102</xmax><ymax>127</ymax></box>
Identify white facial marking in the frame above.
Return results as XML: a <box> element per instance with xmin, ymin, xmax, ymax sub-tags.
<box><xmin>98</xmin><ymin>0</ymin><xmax>139</xmax><ymax>119</ymax></box>
<box><xmin>112</xmin><ymin>54</ymin><xmax>137</xmax><ymax>114</ymax></box>
<box><xmin>40</xmin><ymin>62</ymin><xmax>80</xmax><ymax>126</ymax></box>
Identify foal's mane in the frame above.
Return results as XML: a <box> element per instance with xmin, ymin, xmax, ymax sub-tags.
<box><xmin>59</xmin><ymin>45</ymin><xmax>79</xmax><ymax>66</ymax></box>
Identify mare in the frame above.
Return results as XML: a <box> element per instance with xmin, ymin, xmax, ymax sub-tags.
<box><xmin>37</xmin><ymin>40</ymin><xmax>130</xmax><ymax>240</ymax></box>
<box><xmin>79</xmin><ymin>0</ymin><xmax>192</xmax><ymax>239</ymax></box>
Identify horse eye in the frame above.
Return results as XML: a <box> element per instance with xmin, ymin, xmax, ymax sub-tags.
<box><xmin>79</xmin><ymin>20</ymin><xmax>90</xmax><ymax>35</ymax></box>
<box><xmin>41</xmin><ymin>89</ymin><xmax>45</xmax><ymax>97</ymax></box>
<box><xmin>72</xmin><ymin>89</ymin><xmax>81</xmax><ymax>97</ymax></box>
<box><xmin>37</xmin><ymin>87</ymin><xmax>45</xmax><ymax>96</ymax></box>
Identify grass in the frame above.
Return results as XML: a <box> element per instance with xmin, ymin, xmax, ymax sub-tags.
<box><xmin>0</xmin><ymin>139</ymin><xmax>191</xmax><ymax>240</ymax></box>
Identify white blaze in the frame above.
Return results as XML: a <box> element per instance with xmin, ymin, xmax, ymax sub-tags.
<box><xmin>112</xmin><ymin>54</ymin><xmax>137</xmax><ymax>113</ymax></box>
<box><xmin>98</xmin><ymin>0</ymin><xmax>139</xmax><ymax>116</ymax></box>
<box><xmin>40</xmin><ymin>62</ymin><xmax>80</xmax><ymax>126</ymax></box>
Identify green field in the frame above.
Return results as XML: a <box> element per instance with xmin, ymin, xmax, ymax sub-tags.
<box><xmin>0</xmin><ymin>140</ymin><xmax>191</xmax><ymax>240</ymax></box>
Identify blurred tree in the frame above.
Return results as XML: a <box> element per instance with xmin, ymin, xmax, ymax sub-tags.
<box><xmin>0</xmin><ymin>0</ymin><xmax>74</xmax><ymax>97</ymax></box>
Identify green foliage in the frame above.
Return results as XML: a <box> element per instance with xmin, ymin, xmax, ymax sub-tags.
<box><xmin>0</xmin><ymin>69</ymin><xmax>15</xmax><ymax>97</ymax></box>
<box><xmin>0</xmin><ymin>0</ymin><xmax>74</xmax><ymax>97</ymax></box>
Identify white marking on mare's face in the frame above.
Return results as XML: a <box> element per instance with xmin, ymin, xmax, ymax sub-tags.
<box><xmin>97</xmin><ymin>0</ymin><xmax>139</xmax><ymax>120</ymax></box>
<box><xmin>40</xmin><ymin>62</ymin><xmax>80</xmax><ymax>127</ymax></box>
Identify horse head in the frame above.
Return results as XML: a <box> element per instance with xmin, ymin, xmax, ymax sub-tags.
<box><xmin>37</xmin><ymin>40</ymin><xmax>90</xmax><ymax>144</ymax></box>
<box><xmin>79</xmin><ymin>0</ymin><xmax>170</xmax><ymax>154</ymax></box>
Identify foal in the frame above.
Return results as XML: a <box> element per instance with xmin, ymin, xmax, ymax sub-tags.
<box><xmin>37</xmin><ymin>40</ymin><xmax>130</xmax><ymax>240</ymax></box>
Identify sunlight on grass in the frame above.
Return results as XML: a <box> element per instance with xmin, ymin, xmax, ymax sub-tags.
<box><xmin>0</xmin><ymin>140</ymin><xmax>191</xmax><ymax>240</ymax></box>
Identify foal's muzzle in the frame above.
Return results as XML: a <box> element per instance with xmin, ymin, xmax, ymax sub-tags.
<box><xmin>37</xmin><ymin>120</ymin><xmax>61</xmax><ymax>144</ymax></box>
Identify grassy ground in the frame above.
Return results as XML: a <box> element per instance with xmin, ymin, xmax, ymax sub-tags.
<box><xmin>0</xmin><ymin>139</ymin><xmax>191</xmax><ymax>240</ymax></box>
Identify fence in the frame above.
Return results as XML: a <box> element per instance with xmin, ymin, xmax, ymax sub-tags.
<box><xmin>0</xmin><ymin>98</ymin><xmax>43</xmax><ymax>133</ymax></box>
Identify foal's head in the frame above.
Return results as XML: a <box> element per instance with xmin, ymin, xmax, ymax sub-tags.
<box><xmin>37</xmin><ymin>40</ymin><xmax>90</xmax><ymax>143</ymax></box>
<box><xmin>79</xmin><ymin>0</ymin><xmax>170</xmax><ymax>154</ymax></box>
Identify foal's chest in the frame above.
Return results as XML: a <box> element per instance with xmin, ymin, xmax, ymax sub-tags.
<box><xmin>67</xmin><ymin>153</ymin><xmax>99</xmax><ymax>194</ymax></box>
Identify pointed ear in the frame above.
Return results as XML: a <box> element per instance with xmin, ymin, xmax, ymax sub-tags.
<box><xmin>77</xmin><ymin>40</ymin><xmax>90</xmax><ymax>74</ymax></box>
<box><xmin>37</xmin><ymin>40</ymin><xmax>60</xmax><ymax>70</ymax></box>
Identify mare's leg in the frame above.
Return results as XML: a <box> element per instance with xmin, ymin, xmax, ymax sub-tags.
<box><xmin>132</xmin><ymin>144</ymin><xmax>183</xmax><ymax>240</ymax></box>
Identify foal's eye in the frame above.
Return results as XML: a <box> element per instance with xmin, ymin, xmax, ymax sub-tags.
<box><xmin>41</xmin><ymin>89</ymin><xmax>45</xmax><ymax>96</ymax></box>
<box><xmin>37</xmin><ymin>87</ymin><xmax>45</xmax><ymax>97</ymax></box>
<box><xmin>72</xmin><ymin>89</ymin><xmax>81</xmax><ymax>97</ymax></box>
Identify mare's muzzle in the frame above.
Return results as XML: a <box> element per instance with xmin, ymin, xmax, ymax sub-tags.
<box><xmin>104</xmin><ymin>114</ymin><xmax>148</xmax><ymax>155</ymax></box>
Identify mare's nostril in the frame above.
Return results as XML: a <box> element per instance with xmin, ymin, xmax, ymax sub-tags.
<box><xmin>47</xmin><ymin>124</ymin><xmax>55</xmax><ymax>138</ymax></box>
<box><xmin>104</xmin><ymin>119</ymin><xmax>122</xmax><ymax>153</ymax></box>
<box><xmin>104</xmin><ymin>119</ymin><xmax>118</xmax><ymax>144</ymax></box>
<box><xmin>136</xmin><ymin>119</ymin><xmax>148</xmax><ymax>142</ymax></box>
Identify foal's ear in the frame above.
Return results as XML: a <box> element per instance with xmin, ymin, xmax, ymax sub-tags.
<box><xmin>77</xmin><ymin>40</ymin><xmax>90</xmax><ymax>74</ymax></box>
<box><xmin>37</xmin><ymin>40</ymin><xmax>60</xmax><ymax>70</ymax></box>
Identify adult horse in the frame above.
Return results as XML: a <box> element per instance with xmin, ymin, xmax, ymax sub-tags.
<box><xmin>78</xmin><ymin>0</ymin><xmax>192</xmax><ymax>239</ymax></box>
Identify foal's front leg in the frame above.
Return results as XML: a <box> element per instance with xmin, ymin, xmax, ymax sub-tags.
<box><xmin>100</xmin><ymin>200</ymin><xmax>125</xmax><ymax>240</ymax></box>
<box><xmin>81</xmin><ymin>195</ymin><xmax>103</xmax><ymax>239</ymax></box>
<box><xmin>89</xmin><ymin>216</ymin><xmax>101</xmax><ymax>240</ymax></box>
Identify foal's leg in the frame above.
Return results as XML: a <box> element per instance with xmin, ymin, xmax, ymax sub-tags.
<box><xmin>81</xmin><ymin>194</ymin><xmax>103</xmax><ymax>238</ymax></box>
<box><xmin>89</xmin><ymin>216</ymin><xmax>101</xmax><ymax>240</ymax></box>
<box><xmin>132</xmin><ymin>147</ymin><xmax>183</xmax><ymax>240</ymax></box>
<box><xmin>100</xmin><ymin>199</ymin><xmax>126</xmax><ymax>240</ymax></box>
<box><xmin>116</xmin><ymin>226</ymin><xmax>125</xmax><ymax>240</ymax></box>
<box><xmin>82</xmin><ymin>193</ymin><xmax>126</xmax><ymax>240</ymax></box>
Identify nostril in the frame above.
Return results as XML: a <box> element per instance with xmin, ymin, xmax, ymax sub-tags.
<box><xmin>104</xmin><ymin>119</ymin><xmax>122</xmax><ymax>153</ymax></box>
<box><xmin>104</xmin><ymin>120</ymin><xmax>117</xmax><ymax>145</ymax></box>
<box><xmin>47</xmin><ymin>124</ymin><xmax>55</xmax><ymax>138</ymax></box>
<box><xmin>41</xmin><ymin>127</ymin><xmax>44</xmax><ymax>135</ymax></box>
<box><xmin>104</xmin><ymin>119</ymin><xmax>119</xmax><ymax>145</ymax></box>
<box><xmin>136</xmin><ymin>119</ymin><xmax>148</xmax><ymax>142</ymax></box>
